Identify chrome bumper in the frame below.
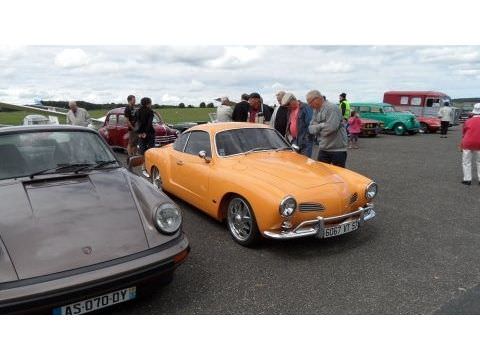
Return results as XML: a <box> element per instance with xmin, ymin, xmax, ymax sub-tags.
<box><xmin>263</xmin><ymin>204</ymin><xmax>376</xmax><ymax>240</ymax></box>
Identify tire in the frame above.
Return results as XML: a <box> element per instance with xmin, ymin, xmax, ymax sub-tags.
<box><xmin>393</xmin><ymin>123</ymin><xmax>406</xmax><ymax>136</ymax></box>
<box><xmin>226</xmin><ymin>196</ymin><xmax>260</xmax><ymax>247</ymax></box>
<box><xmin>150</xmin><ymin>166</ymin><xmax>162</xmax><ymax>190</ymax></box>
<box><xmin>420</xmin><ymin>123</ymin><xmax>429</xmax><ymax>134</ymax></box>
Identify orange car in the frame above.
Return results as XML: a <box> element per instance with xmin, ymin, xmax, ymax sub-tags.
<box><xmin>143</xmin><ymin>123</ymin><xmax>377</xmax><ymax>247</ymax></box>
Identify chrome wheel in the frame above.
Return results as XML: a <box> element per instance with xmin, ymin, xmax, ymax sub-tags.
<box><xmin>227</xmin><ymin>198</ymin><xmax>253</xmax><ymax>242</ymax></box>
<box><xmin>151</xmin><ymin>167</ymin><xmax>162</xmax><ymax>190</ymax></box>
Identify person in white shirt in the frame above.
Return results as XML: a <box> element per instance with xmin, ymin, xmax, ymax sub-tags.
<box><xmin>66</xmin><ymin>101</ymin><xmax>91</xmax><ymax>127</ymax></box>
<box><xmin>437</xmin><ymin>101</ymin><xmax>453</xmax><ymax>138</ymax></box>
<box><xmin>215</xmin><ymin>97</ymin><xmax>233</xmax><ymax>122</ymax></box>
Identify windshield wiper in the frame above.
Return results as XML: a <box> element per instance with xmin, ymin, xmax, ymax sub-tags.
<box><xmin>275</xmin><ymin>146</ymin><xmax>293</xmax><ymax>152</ymax></box>
<box><xmin>92</xmin><ymin>160</ymin><xmax>119</xmax><ymax>169</ymax></box>
<box><xmin>244</xmin><ymin>147</ymin><xmax>274</xmax><ymax>155</ymax></box>
<box><xmin>29</xmin><ymin>163</ymin><xmax>96</xmax><ymax>179</ymax></box>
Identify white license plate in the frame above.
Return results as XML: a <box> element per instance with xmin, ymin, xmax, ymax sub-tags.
<box><xmin>323</xmin><ymin>220</ymin><xmax>359</xmax><ymax>238</ymax></box>
<box><xmin>52</xmin><ymin>287</ymin><xmax>136</xmax><ymax>315</ymax></box>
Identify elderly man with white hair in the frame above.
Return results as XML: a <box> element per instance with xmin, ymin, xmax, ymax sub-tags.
<box><xmin>306</xmin><ymin>90</ymin><xmax>348</xmax><ymax>167</ymax></box>
<box><xmin>66</xmin><ymin>101</ymin><xmax>91</xmax><ymax>127</ymax></box>
<box><xmin>270</xmin><ymin>90</ymin><xmax>289</xmax><ymax>136</ymax></box>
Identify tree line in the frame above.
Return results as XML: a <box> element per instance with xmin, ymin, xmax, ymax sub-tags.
<box><xmin>37</xmin><ymin>101</ymin><xmax>215</xmax><ymax>110</ymax></box>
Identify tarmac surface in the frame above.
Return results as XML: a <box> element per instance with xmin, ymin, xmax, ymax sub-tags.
<box><xmin>108</xmin><ymin>126</ymin><xmax>480</xmax><ymax>314</ymax></box>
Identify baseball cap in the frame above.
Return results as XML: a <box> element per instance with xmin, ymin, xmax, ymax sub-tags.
<box><xmin>472</xmin><ymin>103</ymin><xmax>480</xmax><ymax>114</ymax></box>
<box><xmin>249</xmin><ymin>92</ymin><xmax>261</xmax><ymax>99</ymax></box>
<box><xmin>281</xmin><ymin>92</ymin><xmax>297</xmax><ymax>106</ymax></box>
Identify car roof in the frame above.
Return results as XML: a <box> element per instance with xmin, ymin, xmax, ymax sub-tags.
<box><xmin>384</xmin><ymin>91</ymin><xmax>448</xmax><ymax>97</ymax></box>
<box><xmin>0</xmin><ymin>125</ymin><xmax>97</xmax><ymax>134</ymax></box>
<box><xmin>106</xmin><ymin>107</ymin><xmax>126</xmax><ymax>115</ymax></box>
<box><xmin>186</xmin><ymin>122</ymin><xmax>271</xmax><ymax>133</ymax></box>
<box><xmin>351</xmin><ymin>102</ymin><xmax>392</xmax><ymax>107</ymax></box>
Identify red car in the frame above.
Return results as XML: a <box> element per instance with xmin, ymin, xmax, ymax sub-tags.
<box><xmin>417</xmin><ymin>116</ymin><xmax>441</xmax><ymax>133</ymax></box>
<box><xmin>98</xmin><ymin>108</ymin><xmax>179</xmax><ymax>150</ymax></box>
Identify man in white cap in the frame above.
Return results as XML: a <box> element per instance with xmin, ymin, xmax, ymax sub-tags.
<box><xmin>66</xmin><ymin>101</ymin><xmax>91</xmax><ymax>127</ymax></box>
<box><xmin>282</xmin><ymin>92</ymin><xmax>313</xmax><ymax>156</ymax></box>
<box><xmin>215</xmin><ymin>96</ymin><xmax>233</xmax><ymax>122</ymax></box>
<box><xmin>460</xmin><ymin>103</ymin><xmax>480</xmax><ymax>185</ymax></box>
<box><xmin>437</xmin><ymin>100</ymin><xmax>453</xmax><ymax>138</ymax></box>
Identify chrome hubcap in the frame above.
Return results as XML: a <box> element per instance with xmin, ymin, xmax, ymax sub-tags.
<box><xmin>227</xmin><ymin>198</ymin><xmax>252</xmax><ymax>242</ymax></box>
<box><xmin>151</xmin><ymin>168</ymin><xmax>162</xmax><ymax>189</ymax></box>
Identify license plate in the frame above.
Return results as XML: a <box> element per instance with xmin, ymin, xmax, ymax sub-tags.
<box><xmin>52</xmin><ymin>287</ymin><xmax>136</xmax><ymax>315</ymax></box>
<box><xmin>323</xmin><ymin>220</ymin><xmax>359</xmax><ymax>238</ymax></box>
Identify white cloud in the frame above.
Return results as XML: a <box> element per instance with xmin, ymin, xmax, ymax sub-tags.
<box><xmin>2</xmin><ymin>45</ymin><xmax>480</xmax><ymax>106</ymax></box>
<box><xmin>54</xmin><ymin>49</ymin><xmax>90</xmax><ymax>68</ymax></box>
<box><xmin>208</xmin><ymin>46</ymin><xmax>264</xmax><ymax>68</ymax></box>
<box><xmin>161</xmin><ymin>94</ymin><xmax>180</xmax><ymax>103</ymax></box>
<box><xmin>315</xmin><ymin>61</ymin><xmax>353</xmax><ymax>73</ymax></box>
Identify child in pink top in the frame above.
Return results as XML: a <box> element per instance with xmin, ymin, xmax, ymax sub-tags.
<box><xmin>348</xmin><ymin>111</ymin><xmax>362</xmax><ymax>149</ymax></box>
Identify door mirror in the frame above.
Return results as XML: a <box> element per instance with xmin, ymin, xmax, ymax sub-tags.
<box><xmin>198</xmin><ymin>150</ymin><xmax>211</xmax><ymax>163</ymax></box>
<box><xmin>127</xmin><ymin>155</ymin><xmax>144</xmax><ymax>171</ymax></box>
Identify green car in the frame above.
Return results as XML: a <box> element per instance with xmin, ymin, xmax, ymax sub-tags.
<box><xmin>350</xmin><ymin>102</ymin><xmax>420</xmax><ymax>135</ymax></box>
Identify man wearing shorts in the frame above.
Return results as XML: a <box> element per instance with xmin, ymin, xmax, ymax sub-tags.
<box><xmin>124</xmin><ymin>95</ymin><xmax>138</xmax><ymax>156</ymax></box>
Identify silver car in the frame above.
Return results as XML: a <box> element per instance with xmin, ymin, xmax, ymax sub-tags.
<box><xmin>0</xmin><ymin>125</ymin><xmax>189</xmax><ymax>314</ymax></box>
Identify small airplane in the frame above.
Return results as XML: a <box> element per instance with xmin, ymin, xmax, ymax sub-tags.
<box><xmin>0</xmin><ymin>100</ymin><xmax>105</xmax><ymax>129</ymax></box>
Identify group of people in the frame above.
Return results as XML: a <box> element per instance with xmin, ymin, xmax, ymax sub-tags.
<box><xmin>65</xmin><ymin>91</ymin><xmax>480</xmax><ymax>185</ymax></box>
<box><xmin>215</xmin><ymin>90</ymin><xmax>356</xmax><ymax>168</ymax></box>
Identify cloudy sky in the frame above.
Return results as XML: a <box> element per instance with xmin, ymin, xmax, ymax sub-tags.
<box><xmin>1</xmin><ymin>46</ymin><xmax>480</xmax><ymax>106</ymax></box>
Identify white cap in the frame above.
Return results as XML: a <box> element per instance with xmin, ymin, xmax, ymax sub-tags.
<box><xmin>472</xmin><ymin>103</ymin><xmax>480</xmax><ymax>114</ymax></box>
<box><xmin>281</xmin><ymin>92</ymin><xmax>296</xmax><ymax>106</ymax></box>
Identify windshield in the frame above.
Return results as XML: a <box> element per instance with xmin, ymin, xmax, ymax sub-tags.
<box><xmin>383</xmin><ymin>106</ymin><xmax>396</xmax><ymax>113</ymax></box>
<box><xmin>215</xmin><ymin>128</ymin><xmax>290</xmax><ymax>156</ymax></box>
<box><xmin>0</xmin><ymin>130</ymin><xmax>117</xmax><ymax>180</ymax></box>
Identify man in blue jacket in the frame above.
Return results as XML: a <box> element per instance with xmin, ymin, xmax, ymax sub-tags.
<box><xmin>282</xmin><ymin>92</ymin><xmax>313</xmax><ymax>157</ymax></box>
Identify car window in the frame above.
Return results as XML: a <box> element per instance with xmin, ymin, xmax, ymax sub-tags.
<box><xmin>117</xmin><ymin>115</ymin><xmax>127</xmax><ymax>127</ymax></box>
<box><xmin>359</xmin><ymin>106</ymin><xmax>370</xmax><ymax>112</ymax></box>
<box><xmin>400</xmin><ymin>96</ymin><xmax>409</xmax><ymax>105</ymax></box>
<box><xmin>107</xmin><ymin>115</ymin><xmax>117</xmax><ymax>126</ymax></box>
<box><xmin>0</xmin><ymin>131</ymin><xmax>117</xmax><ymax>180</ymax></box>
<box><xmin>184</xmin><ymin>131</ymin><xmax>211</xmax><ymax>157</ymax></box>
<box><xmin>370</xmin><ymin>107</ymin><xmax>382</xmax><ymax>113</ymax></box>
<box><xmin>383</xmin><ymin>106</ymin><xmax>395</xmax><ymax>113</ymax></box>
<box><xmin>173</xmin><ymin>132</ymin><xmax>190</xmax><ymax>152</ymax></box>
<box><xmin>215</xmin><ymin>128</ymin><xmax>290</xmax><ymax>156</ymax></box>
<box><xmin>426</xmin><ymin>98</ymin><xmax>440</xmax><ymax>107</ymax></box>
<box><xmin>410</xmin><ymin>97</ymin><xmax>422</xmax><ymax>106</ymax></box>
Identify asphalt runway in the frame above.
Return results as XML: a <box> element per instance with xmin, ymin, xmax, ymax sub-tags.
<box><xmin>108</xmin><ymin>126</ymin><xmax>480</xmax><ymax>314</ymax></box>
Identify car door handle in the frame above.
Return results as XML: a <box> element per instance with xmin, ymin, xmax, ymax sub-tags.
<box><xmin>176</xmin><ymin>160</ymin><xmax>184</xmax><ymax>166</ymax></box>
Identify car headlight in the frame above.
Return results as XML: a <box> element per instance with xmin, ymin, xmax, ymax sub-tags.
<box><xmin>279</xmin><ymin>196</ymin><xmax>297</xmax><ymax>218</ymax></box>
<box><xmin>365</xmin><ymin>182</ymin><xmax>378</xmax><ymax>200</ymax></box>
<box><xmin>154</xmin><ymin>203</ymin><xmax>182</xmax><ymax>234</ymax></box>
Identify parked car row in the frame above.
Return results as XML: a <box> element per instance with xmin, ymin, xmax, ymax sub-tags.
<box><xmin>0</xmin><ymin>123</ymin><xmax>377</xmax><ymax>314</ymax></box>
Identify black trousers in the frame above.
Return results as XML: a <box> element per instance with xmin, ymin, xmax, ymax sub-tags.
<box><xmin>317</xmin><ymin>150</ymin><xmax>347</xmax><ymax>168</ymax></box>
<box><xmin>440</xmin><ymin>121</ymin><xmax>449</xmax><ymax>136</ymax></box>
<box><xmin>138</xmin><ymin>134</ymin><xmax>155</xmax><ymax>155</ymax></box>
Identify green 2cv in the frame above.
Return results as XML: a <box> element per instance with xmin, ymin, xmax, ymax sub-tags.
<box><xmin>350</xmin><ymin>103</ymin><xmax>420</xmax><ymax>135</ymax></box>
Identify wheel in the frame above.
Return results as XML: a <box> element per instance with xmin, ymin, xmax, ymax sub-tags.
<box><xmin>150</xmin><ymin>166</ymin><xmax>162</xmax><ymax>190</ymax></box>
<box><xmin>420</xmin><ymin>123</ymin><xmax>429</xmax><ymax>134</ymax></box>
<box><xmin>393</xmin><ymin>123</ymin><xmax>406</xmax><ymax>136</ymax></box>
<box><xmin>227</xmin><ymin>196</ymin><xmax>260</xmax><ymax>247</ymax></box>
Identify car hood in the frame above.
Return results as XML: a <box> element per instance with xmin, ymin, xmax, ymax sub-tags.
<box><xmin>231</xmin><ymin>152</ymin><xmax>345</xmax><ymax>190</ymax></box>
<box><xmin>0</xmin><ymin>169</ymin><xmax>149</xmax><ymax>280</ymax></box>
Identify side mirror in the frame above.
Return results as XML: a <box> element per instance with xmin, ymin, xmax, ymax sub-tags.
<box><xmin>127</xmin><ymin>155</ymin><xmax>144</xmax><ymax>171</ymax></box>
<box><xmin>291</xmin><ymin>144</ymin><xmax>300</xmax><ymax>153</ymax></box>
<box><xmin>198</xmin><ymin>150</ymin><xmax>211</xmax><ymax>163</ymax></box>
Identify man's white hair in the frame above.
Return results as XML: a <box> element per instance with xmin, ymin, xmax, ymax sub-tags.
<box><xmin>68</xmin><ymin>100</ymin><xmax>77</xmax><ymax>107</ymax></box>
<box><xmin>306</xmin><ymin>90</ymin><xmax>323</xmax><ymax>102</ymax></box>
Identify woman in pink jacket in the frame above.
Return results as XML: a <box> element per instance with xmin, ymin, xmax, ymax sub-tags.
<box><xmin>461</xmin><ymin>103</ymin><xmax>480</xmax><ymax>185</ymax></box>
<box><xmin>347</xmin><ymin>111</ymin><xmax>362</xmax><ymax>149</ymax></box>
